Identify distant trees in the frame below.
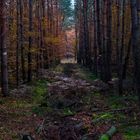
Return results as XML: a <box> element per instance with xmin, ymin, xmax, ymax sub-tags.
<box><xmin>59</xmin><ymin>0</ymin><xmax>74</xmax><ymax>28</ymax></box>
<box><xmin>75</xmin><ymin>0</ymin><xmax>139</xmax><ymax>95</ymax></box>
<box><xmin>75</xmin><ymin>0</ymin><xmax>113</xmax><ymax>81</ymax></box>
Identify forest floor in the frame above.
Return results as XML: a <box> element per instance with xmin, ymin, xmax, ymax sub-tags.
<box><xmin>0</xmin><ymin>62</ymin><xmax>140</xmax><ymax>140</ymax></box>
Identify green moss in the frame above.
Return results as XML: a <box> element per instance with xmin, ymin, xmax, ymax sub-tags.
<box><xmin>107</xmin><ymin>95</ymin><xmax>139</xmax><ymax>109</ymax></box>
<box><xmin>11</xmin><ymin>100</ymin><xmax>31</xmax><ymax>108</ymax></box>
<box><xmin>94</xmin><ymin>91</ymin><xmax>101</xmax><ymax>97</ymax></box>
<box><xmin>30</xmin><ymin>79</ymin><xmax>49</xmax><ymax>116</ymax></box>
<box><xmin>107</xmin><ymin>95</ymin><xmax>126</xmax><ymax>109</ymax></box>
<box><xmin>110</xmin><ymin>103</ymin><xmax>124</xmax><ymax>109</ymax></box>
<box><xmin>99</xmin><ymin>134</ymin><xmax>109</xmax><ymax>140</ymax></box>
<box><xmin>86</xmin><ymin>73</ymin><xmax>97</xmax><ymax>81</ymax></box>
<box><xmin>124</xmin><ymin>126</ymin><xmax>140</xmax><ymax>140</ymax></box>
<box><xmin>32</xmin><ymin>79</ymin><xmax>48</xmax><ymax>104</ymax></box>
<box><xmin>32</xmin><ymin>106</ymin><xmax>48</xmax><ymax>116</ymax></box>
<box><xmin>63</xmin><ymin>108</ymin><xmax>75</xmax><ymax>116</ymax></box>
<box><xmin>0</xmin><ymin>99</ymin><xmax>5</xmax><ymax>105</ymax></box>
<box><xmin>73</xmin><ymin>65</ymin><xmax>98</xmax><ymax>81</ymax></box>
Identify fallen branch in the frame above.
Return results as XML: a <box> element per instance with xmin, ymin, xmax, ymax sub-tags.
<box><xmin>99</xmin><ymin>126</ymin><xmax>117</xmax><ymax>140</ymax></box>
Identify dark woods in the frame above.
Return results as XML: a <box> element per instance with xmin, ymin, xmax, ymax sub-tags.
<box><xmin>75</xmin><ymin>0</ymin><xmax>140</xmax><ymax>99</ymax></box>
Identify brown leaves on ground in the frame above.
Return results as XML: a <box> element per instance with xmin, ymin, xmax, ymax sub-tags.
<box><xmin>0</xmin><ymin>64</ymin><xmax>139</xmax><ymax>140</ymax></box>
<box><xmin>0</xmin><ymin>97</ymin><xmax>43</xmax><ymax>140</ymax></box>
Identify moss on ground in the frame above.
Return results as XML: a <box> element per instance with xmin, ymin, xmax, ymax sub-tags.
<box><xmin>32</xmin><ymin>79</ymin><xmax>48</xmax><ymax>104</ymax></box>
<box><xmin>75</xmin><ymin>65</ymin><xmax>98</xmax><ymax>81</ymax></box>
<box><xmin>123</xmin><ymin>126</ymin><xmax>140</xmax><ymax>140</ymax></box>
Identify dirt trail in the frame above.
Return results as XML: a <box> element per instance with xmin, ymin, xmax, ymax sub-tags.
<box><xmin>37</xmin><ymin>63</ymin><xmax>123</xmax><ymax>140</ymax></box>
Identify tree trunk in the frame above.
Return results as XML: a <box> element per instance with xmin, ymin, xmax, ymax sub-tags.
<box><xmin>119</xmin><ymin>0</ymin><xmax>125</xmax><ymax>95</ymax></box>
<box><xmin>16</xmin><ymin>0</ymin><xmax>20</xmax><ymax>86</ymax></box>
<box><xmin>130</xmin><ymin>0</ymin><xmax>140</xmax><ymax>103</ymax></box>
<box><xmin>28</xmin><ymin>0</ymin><xmax>33</xmax><ymax>82</ymax></box>
<box><xmin>19</xmin><ymin>0</ymin><xmax>25</xmax><ymax>82</ymax></box>
<box><xmin>105</xmin><ymin>0</ymin><xmax>112</xmax><ymax>82</ymax></box>
<box><xmin>93</xmin><ymin>0</ymin><xmax>98</xmax><ymax>76</ymax></box>
<box><xmin>0</xmin><ymin>0</ymin><xmax>8</xmax><ymax>96</ymax></box>
<box><xmin>96</xmin><ymin>0</ymin><xmax>103</xmax><ymax>79</ymax></box>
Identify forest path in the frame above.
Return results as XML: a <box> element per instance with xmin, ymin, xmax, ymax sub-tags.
<box><xmin>35</xmin><ymin>63</ymin><xmax>123</xmax><ymax>140</ymax></box>
<box><xmin>0</xmin><ymin>63</ymin><xmax>139</xmax><ymax>140</ymax></box>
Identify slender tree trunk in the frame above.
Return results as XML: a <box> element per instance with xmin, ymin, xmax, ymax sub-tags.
<box><xmin>16</xmin><ymin>0</ymin><xmax>19</xmax><ymax>86</ymax></box>
<box><xmin>116</xmin><ymin>0</ymin><xmax>121</xmax><ymax>77</ymax></box>
<box><xmin>93</xmin><ymin>0</ymin><xmax>98</xmax><ymax>76</ymax></box>
<box><xmin>28</xmin><ymin>0</ymin><xmax>33</xmax><ymax>82</ymax></box>
<box><xmin>105</xmin><ymin>0</ymin><xmax>112</xmax><ymax>82</ymax></box>
<box><xmin>19</xmin><ymin>0</ymin><xmax>25</xmax><ymax>82</ymax></box>
<box><xmin>102</xmin><ymin>0</ymin><xmax>106</xmax><ymax>82</ymax></box>
<box><xmin>118</xmin><ymin>0</ymin><xmax>125</xmax><ymax>95</ymax></box>
<box><xmin>83</xmin><ymin>0</ymin><xmax>90</xmax><ymax>67</ymax></box>
<box><xmin>36</xmin><ymin>0</ymin><xmax>40</xmax><ymax>77</ymax></box>
<box><xmin>0</xmin><ymin>0</ymin><xmax>8</xmax><ymax>96</ymax></box>
<box><xmin>39</xmin><ymin>0</ymin><xmax>44</xmax><ymax>69</ymax></box>
<box><xmin>96</xmin><ymin>0</ymin><xmax>103</xmax><ymax>79</ymax></box>
<box><xmin>122</xmin><ymin>38</ymin><xmax>131</xmax><ymax>79</ymax></box>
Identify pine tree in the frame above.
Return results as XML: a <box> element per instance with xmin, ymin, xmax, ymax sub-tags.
<box><xmin>0</xmin><ymin>0</ymin><xmax>8</xmax><ymax>96</ymax></box>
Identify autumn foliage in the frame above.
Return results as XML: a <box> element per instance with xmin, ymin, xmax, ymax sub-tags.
<box><xmin>6</xmin><ymin>0</ymin><xmax>67</xmax><ymax>86</ymax></box>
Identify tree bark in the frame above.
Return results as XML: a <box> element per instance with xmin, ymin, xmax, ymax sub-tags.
<box><xmin>130</xmin><ymin>0</ymin><xmax>140</xmax><ymax>103</ymax></box>
<box><xmin>0</xmin><ymin>0</ymin><xmax>8</xmax><ymax>96</ymax></box>
<box><xmin>16</xmin><ymin>0</ymin><xmax>20</xmax><ymax>86</ymax></box>
<box><xmin>28</xmin><ymin>0</ymin><xmax>33</xmax><ymax>82</ymax></box>
<box><xmin>19</xmin><ymin>0</ymin><xmax>26</xmax><ymax>82</ymax></box>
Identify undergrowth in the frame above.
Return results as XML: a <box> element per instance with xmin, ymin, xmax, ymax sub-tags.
<box><xmin>123</xmin><ymin>126</ymin><xmax>140</xmax><ymax>140</ymax></box>
<box><xmin>32</xmin><ymin>79</ymin><xmax>48</xmax><ymax>104</ymax></box>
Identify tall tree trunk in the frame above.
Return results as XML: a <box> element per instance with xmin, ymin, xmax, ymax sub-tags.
<box><xmin>93</xmin><ymin>0</ymin><xmax>98</xmax><ymax>76</ymax></box>
<box><xmin>39</xmin><ymin>0</ymin><xmax>44</xmax><ymax>69</ymax></box>
<box><xmin>130</xmin><ymin>0</ymin><xmax>140</xmax><ymax>103</ymax></box>
<box><xmin>28</xmin><ymin>0</ymin><xmax>33</xmax><ymax>82</ymax></box>
<box><xmin>19</xmin><ymin>0</ymin><xmax>25</xmax><ymax>82</ymax></box>
<box><xmin>0</xmin><ymin>0</ymin><xmax>8</xmax><ymax>96</ymax></box>
<box><xmin>105</xmin><ymin>0</ymin><xmax>112</xmax><ymax>82</ymax></box>
<box><xmin>102</xmin><ymin>0</ymin><xmax>106</xmax><ymax>82</ymax></box>
<box><xmin>83</xmin><ymin>0</ymin><xmax>90</xmax><ymax>67</ymax></box>
<box><xmin>118</xmin><ymin>0</ymin><xmax>125</xmax><ymax>95</ymax></box>
<box><xmin>96</xmin><ymin>0</ymin><xmax>103</xmax><ymax>79</ymax></box>
<box><xmin>16</xmin><ymin>0</ymin><xmax>20</xmax><ymax>86</ymax></box>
